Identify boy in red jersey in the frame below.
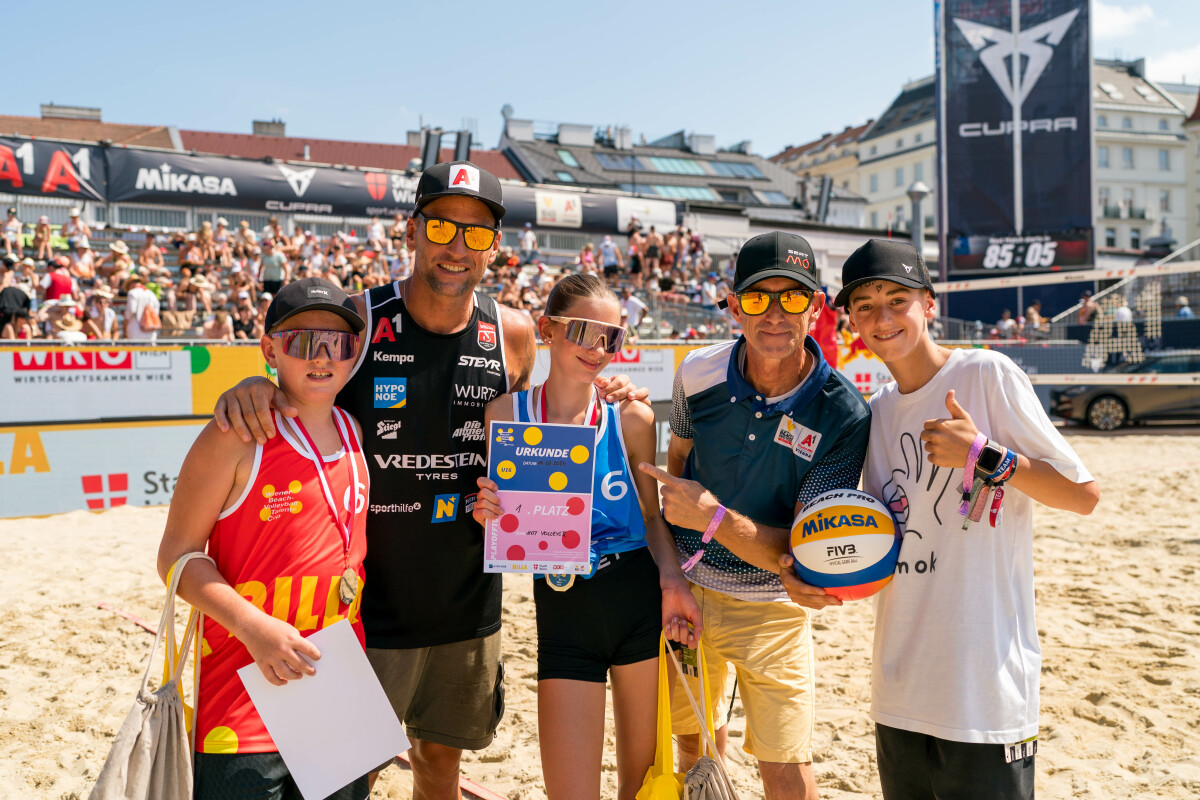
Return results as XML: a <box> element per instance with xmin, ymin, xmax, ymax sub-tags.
<box><xmin>158</xmin><ymin>277</ymin><xmax>371</xmax><ymax>800</ymax></box>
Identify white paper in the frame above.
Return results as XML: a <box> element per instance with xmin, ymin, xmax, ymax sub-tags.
<box><xmin>238</xmin><ymin>619</ymin><xmax>410</xmax><ymax>800</ymax></box>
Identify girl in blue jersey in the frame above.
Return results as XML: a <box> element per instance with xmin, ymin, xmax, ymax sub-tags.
<box><xmin>473</xmin><ymin>273</ymin><xmax>701</xmax><ymax>800</ymax></box>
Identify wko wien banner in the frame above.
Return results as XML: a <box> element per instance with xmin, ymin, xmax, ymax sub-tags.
<box><xmin>936</xmin><ymin>0</ymin><xmax>1093</xmax><ymax>276</ymax></box>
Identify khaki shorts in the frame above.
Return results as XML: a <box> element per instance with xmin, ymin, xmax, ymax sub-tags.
<box><xmin>670</xmin><ymin>583</ymin><xmax>815</xmax><ymax>764</ymax></box>
<box><xmin>367</xmin><ymin>630</ymin><xmax>504</xmax><ymax>753</ymax></box>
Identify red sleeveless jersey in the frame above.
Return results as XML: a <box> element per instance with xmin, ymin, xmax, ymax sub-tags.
<box><xmin>196</xmin><ymin>408</ymin><xmax>369</xmax><ymax>754</ymax></box>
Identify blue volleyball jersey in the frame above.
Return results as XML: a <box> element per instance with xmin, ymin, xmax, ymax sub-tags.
<box><xmin>514</xmin><ymin>387</ymin><xmax>647</xmax><ymax>560</ymax></box>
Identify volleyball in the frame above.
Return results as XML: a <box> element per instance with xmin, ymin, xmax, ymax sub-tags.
<box><xmin>789</xmin><ymin>489</ymin><xmax>900</xmax><ymax>601</ymax></box>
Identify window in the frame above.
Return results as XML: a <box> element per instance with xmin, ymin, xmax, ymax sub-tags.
<box><xmin>1122</xmin><ymin>116</ymin><xmax>1132</xmax><ymax>129</ymax></box>
<box><xmin>1122</xmin><ymin>147</ymin><xmax>1134</xmax><ymax>169</ymax></box>
<box><xmin>1105</xmin><ymin>227</ymin><xmax>1116</xmax><ymax>247</ymax></box>
<box><xmin>914</xmin><ymin>162</ymin><xmax>924</xmax><ymax>181</ymax></box>
<box><xmin>1130</xmin><ymin>228</ymin><xmax>1141</xmax><ymax>249</ymax></box>
<box><xmin>895</xmin><ymin>167</ymin><xmax>904</xmax><ymax>187</ymax></box>
<box><xmin>895</xmin><ymin>205</ymin><xmax>905</xmax><ymax>227</ymax></box>
<box><xmin>1122</xmin><ymin>187</ymin><xmax>1135</xmax><ymax>206</ymax></box>
<box><xmin>1159</xmin><ymin>119</ymin><xmax>1169</xmax><ymax>131</ymax></box>
<box><xmin>595</xmin><ymin>153</ymin><xmax>645</xmax><ymax>171</ymax></box>
<box><xmin>649</xmin><ymin>156</ymin><xmax>706</xmax><ymax>175</ymax></box>
<box><xmin>896</xmin><ymin>138</ymin><xmax>904</xmax><ymax>148</ymax></box>
<box><xmin>870</xmin><ymin>145</ymin><xmax>878</xmax><ymax>156</ymax></box>
<box><xmin>1160</xmin><ymin>189</ymin><xmax>1171</xmax><ymax>212</ymax></box>
<box><xmin>842</xmin><ymin>180</ymin><xmax>850</xmax><ymax>189</ymax></box>
<box><xmin>1098</xmin><ymin>186</ymin><xmax>1109</xmax><ymax>206</ymax></box>
<box><xmin>710</xmin><ymin>161</ymin><xmax>765</xmax><ymax>179</ymax></box>
<box><xmin>871</xmin><ymin>211</ymin><xmax>879</xmax><ymax>228</ymax></box>
<box><xmin>1097</xmin><ymin>147</ymin><xmax>1109</xmax><ymax>168</ymax></box>
<box><xmin>556</xmin><ymin>149</ymin><xmax>580</xmax><ymax>168</ymax></box>
<box><xmin>925</xmin><ymin>214</ymin><xmax>935</xmax><ymax>229</ymax></box>
<box><xmin>555</xmin><ymin>171</ymin><xmax>576</xmax><ymax>182</ymax></box>
<box><xmin>915</xmin><ymin>132</ymin><xmax>923</xmax><ymax>143</ymax></box>
<box><xmin>759</xmin><ymin>190</ymin><xmax>791</xmax><ymax>205</ymax></box>
<box><xmin>870</xmin><ymin>174</ymin><xmax>879</xmax><ymax>193</ymax></box>
<box><xmin>1097</xmin><ymin>114</ymin><xmax>1108</xmax><ymax>127</ymax></box>
<box><xmin>1159</xmin><ymin>149</ymin><xmax>1170</xmax><ymax>171</ymax></box>
<box><xmin>651</xmin><ymin>185</ymin><xmax>717</xmax><ymax>201</ymax></box>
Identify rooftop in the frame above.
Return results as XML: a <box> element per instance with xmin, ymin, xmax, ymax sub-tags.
<box><xmin>0</xmin><ymin>113</ymin><xmax>175</xmax><ymax>148</ymax></box>
<box><xmin>860</xmin><ymin>77</ymin><xmax>935</xmax><ymax>142</ymax></box>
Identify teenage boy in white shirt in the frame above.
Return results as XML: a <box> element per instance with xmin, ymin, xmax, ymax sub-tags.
<box><xmin>785</xmin><ymin>238</ymin><xmax>1099</xmax><ymax>800</ymax></box>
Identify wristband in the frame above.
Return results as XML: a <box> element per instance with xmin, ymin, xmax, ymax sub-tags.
<box><xmin>961</xmin><ymin>433</ymin><xmax>987</xmax><ymax>516</ymax></box>
<box><xmin>680</xmin><ymin>504</ymin><xmax>726</xmax><ymax>572</ymax></box>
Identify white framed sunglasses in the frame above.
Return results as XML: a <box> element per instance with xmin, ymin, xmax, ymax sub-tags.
<box><xmin>547</xmin><ymin>316</ymin><xmax>626</xmax><ymax>354</ymax></box>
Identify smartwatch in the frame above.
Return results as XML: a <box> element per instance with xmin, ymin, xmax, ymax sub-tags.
<box><xmin>975</xmin><ymin>440</ymin><xmax>1005</xmax><ymax>477</ymax></box>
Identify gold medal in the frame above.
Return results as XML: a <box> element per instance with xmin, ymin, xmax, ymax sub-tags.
<box><xmin>546</xmin><ymin>573</ymin><xmax>575</xmax><ymax>592</ymax></box>
<box><xmin>339</xmin><ymin>568</ymin><xmax>359</xmax><ymax>606</ymax></box>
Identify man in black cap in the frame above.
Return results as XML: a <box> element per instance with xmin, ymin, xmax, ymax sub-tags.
<box><xmin>639</xmin><ymin>231</ymin><xmax>870</xmax><ymax>798</ymax></box>
<box><xmin>213</xmin><ymin>161</ymin><xmax>644</xmax><ymax>798</ymax></box>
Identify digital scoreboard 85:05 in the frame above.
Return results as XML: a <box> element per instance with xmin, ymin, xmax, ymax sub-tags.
<box><xmin>951</xmin><ymin>232</ymin><xmax>1092</xmax><ymax>274</ymax></box>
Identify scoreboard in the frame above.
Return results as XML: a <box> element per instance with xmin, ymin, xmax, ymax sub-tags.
<box><xmin>950</xmin><ymin>230</ymin><xmax>1092</xmax><ymax>274</ymax></box>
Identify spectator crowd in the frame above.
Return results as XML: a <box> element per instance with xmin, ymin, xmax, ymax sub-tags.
<box><xmin>0</xmin><ymin>207</ymin><xmax>740</xmax><ymax>344</ymax></box>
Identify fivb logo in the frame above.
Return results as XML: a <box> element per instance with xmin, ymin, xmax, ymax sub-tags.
<box><xmin>277</xmin><ymin>164</ymin><xmax>317</xmax><ymax>198</ymax></box>
<box><xmin>953</xmin><ymin>10</ymin><xmax>1080</xmax><ymax>109</ymax></box>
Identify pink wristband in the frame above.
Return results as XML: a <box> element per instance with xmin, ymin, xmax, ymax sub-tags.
<box><xmin>680</xmin><ymin>504</ymin><xmax>726</xmax><ymax>572</ymax></box>
<box><xmin>960</xmin><ymin>433</ymin><xmax>987</xmax><ymax>516</ymax></box>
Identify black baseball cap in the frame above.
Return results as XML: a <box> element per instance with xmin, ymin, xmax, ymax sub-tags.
<box><xmin>264</xmin><ymin>277</ymin><xmax>364</xmax><ymax>333</ymax></box>
<box><xmin>732</xmin><ymin>231</ymin><xmax>819</xmax><ymax>293</ymax></box>
<box><xmin>415</xmin><ymin>161</ymin><xmax>506</xmax><ymax>223</ymax></box>
<box><xmin>834</xmin><ymin>238</ymin><xmax>936</xmax><ymax>308</ymax></box>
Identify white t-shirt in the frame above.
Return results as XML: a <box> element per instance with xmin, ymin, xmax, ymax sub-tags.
<box><xmin>621</xmin><ymin>295</ymin><xmax>648</xmax><ymax>325</ymax></box>
<box><xmin>124</xmin><ymin>286</ymin><xmax>160</xmax><ymax>341</ymax></box>
<box><xmin>863</xmin><ymin>348</ymin><xmax>1092</xmax><ymax>745</ymax></box>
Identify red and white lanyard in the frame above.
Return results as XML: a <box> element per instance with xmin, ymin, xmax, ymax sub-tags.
<box><xmin>535</xmin><ymin>383</ymin><xmax>600</xmax><ymax>426</ymax></box>
<box><xmin>286</xmin><ymin>410</ymin><xmax>359</xmax><ymax>564</ymax></box>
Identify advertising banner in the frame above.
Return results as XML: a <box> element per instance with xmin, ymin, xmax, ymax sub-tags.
<box><xmin>0</xmin><ymin>419</ymin><xmax>206</xmax><ymax>518</ymax></box>
<box><xmin>530</xmin><ymin>346</ymin><xmax>678</xmax><ymax>402</ymax></box>
<box><xmin>0</xmin><ymin>136</ymin><xmax>106</xmax><ymax>202</ymax></box>
<box><xmin>534</xmin><ymin>190</ymin><xmax>584</xmax><ymax>228</ymax></box>
<box><xmin>937</xmin><ymin>0</ymin><xmax>1093</xmax><ymax>276</ymax></box>
<box><xmin>105</xmin><ymin>148</ymin><xmax>420</xmax><ymax>218</ymax></box>
<box><xmin>0</xmin><ymin>347</ymin><xmax>193</xmax><ymax>423</ymax></box>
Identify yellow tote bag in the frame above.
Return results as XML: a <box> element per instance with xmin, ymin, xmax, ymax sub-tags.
<box><xmin>636</xmin><ymin>632</ymin><xmax>687</xmax><ymax>800</ymax></box>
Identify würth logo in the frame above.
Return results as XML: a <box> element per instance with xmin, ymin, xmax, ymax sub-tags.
<box><xmin>364</xmin><ymin>173</ymin><xmax>388</xmax><ymax>201</ymax></box>
<box><xmin>82</xmin><ymin>473</ymin><xmax>128</xmax><ymax>509</ymax></box>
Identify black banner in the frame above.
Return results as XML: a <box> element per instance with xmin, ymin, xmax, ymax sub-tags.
<box><xmin>105</xmin><ymin>148</ymin><xmax>420</xmax><ymax>218</ymax></box>
<box><xmin>936</xmin><ymin>0</ymin><xmax>1093</xmax><ymax>276</ymax></box>
<box><xmin>0</xmin><ymin>136</ymin><xmax>107</xmax><ymax>202</ymax></box>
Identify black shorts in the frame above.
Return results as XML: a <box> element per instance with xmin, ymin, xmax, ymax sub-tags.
<box><xmin>875</xmin><ymin>723</ymin><xmax>1035</xmax><ymax>800</ymax></box>
<box><xmin>194</xmin><ymin>751</ymin><xmax>369</xmax><ymax>800</ymax></box>
<box><xmin>603</xmin><ymin>264</ymin><xmax>620</xmax><ymax>278</ymax></box>
<box><xmin>534</xmin><ymin>546</ymin><xmax>661</xmax><ymax>682</ymax></box>
<box><xmin>646</xmin><ymin>245</ymin><xmax>660</xmax><ymax>259</ymax></box>
<box><xmin>629</xmin><ymin>255</ymin><xmax>642</xmax><ymax>274</ymax></box>
<box><xmin>262</xmin><ymin>279</ymin><xmax>284</xmax><ymax>296</ymax></box>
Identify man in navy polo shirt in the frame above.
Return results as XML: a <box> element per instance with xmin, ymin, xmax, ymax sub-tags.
<box><xmin>641</xmin><ymin>230</ymin><xmax>869</xmax><ymax>799</ymax></box>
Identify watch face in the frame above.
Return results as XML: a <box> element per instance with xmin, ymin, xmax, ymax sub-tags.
<box><xmin>977</xmin><ymin>446</ymin><xmax>1003</xmax><ymax>473</ymax></box>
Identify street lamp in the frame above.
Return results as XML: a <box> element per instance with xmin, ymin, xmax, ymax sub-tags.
<box><xmin>907</xmin><ymin>181</ymin><xmax>931</xmax><ymax>257</ymax></box>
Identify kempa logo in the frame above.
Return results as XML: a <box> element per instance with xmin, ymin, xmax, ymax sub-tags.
<box><xmin>277</xmin><ymin>164</ymin><xmax>317</xmax><ymax>197</ymax></box>
<box><xmin>953</xmin><ymin>10</ymin><xmax>1079</xmax><ymax>109</ymax></box>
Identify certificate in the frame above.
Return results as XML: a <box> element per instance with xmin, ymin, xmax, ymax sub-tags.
<box><xmin>484</xmin><ymin>420</ymin><xmax>595</xmax><ymax>573</ymax></box>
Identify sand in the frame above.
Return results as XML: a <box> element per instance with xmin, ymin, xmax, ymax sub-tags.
<box><xmin>2</xmin><ymin>431</ymin><xmax>1198</xmax><ymax>799</ymax></box>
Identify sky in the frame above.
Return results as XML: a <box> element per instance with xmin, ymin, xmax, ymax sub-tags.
<box><xmin>9</xmin><ymin>1</ymin><xmax>1200</xmax><ymax>159</ymax></box>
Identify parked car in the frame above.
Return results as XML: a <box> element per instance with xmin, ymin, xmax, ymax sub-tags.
<box><xmin>1051</xmin><ymin>350</ymin><xmax>1200</xmax><ymax>430</ymax></box>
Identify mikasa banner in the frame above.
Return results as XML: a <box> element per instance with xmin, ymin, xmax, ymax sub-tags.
<box><xmin>936</xmin><ymin>0</ymin><xmax>1094</xmax><ymax>276</ymax></box>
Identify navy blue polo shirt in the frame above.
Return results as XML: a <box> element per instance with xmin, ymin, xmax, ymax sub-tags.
<box><xmin>669</xmin><ymin>335</ymin><xmax>870</xmax><ymax>601</ymax></box>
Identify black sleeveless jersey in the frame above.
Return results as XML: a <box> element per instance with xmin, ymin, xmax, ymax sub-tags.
<box><xmin>337</xmin><ymin>282</ymin><xmax>510</xmax><ymax>648</ymax></box>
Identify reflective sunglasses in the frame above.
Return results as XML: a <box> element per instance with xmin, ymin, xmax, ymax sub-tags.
<box><xmin>418</xmin><ymin>214</ymin><xmax>499</xmax><ymax>251</ymax></box>
<box><xmin>548</xmin><ymin>316</ymin><xmax>627</xmax><ymax>354</ymax></box>
<box><xmin>269</xmin><ymin>329</ymin><xmax>359</xmax><ymax>361</ymax></box>
<box><xmin>736</xmin><ymin>289</ymin><xmax>812</xmax><ymax>316</ymax></box>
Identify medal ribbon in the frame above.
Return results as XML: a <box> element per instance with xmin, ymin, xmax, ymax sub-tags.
<box><xmin>286</xmin><ymin>410</ymin><xmax>359</xmax><ymax>562</ymax></box>
<box><xmin>536</xmin><ymin>383</ymin><xmax>600</xmax><ymax>426</ymax></box>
